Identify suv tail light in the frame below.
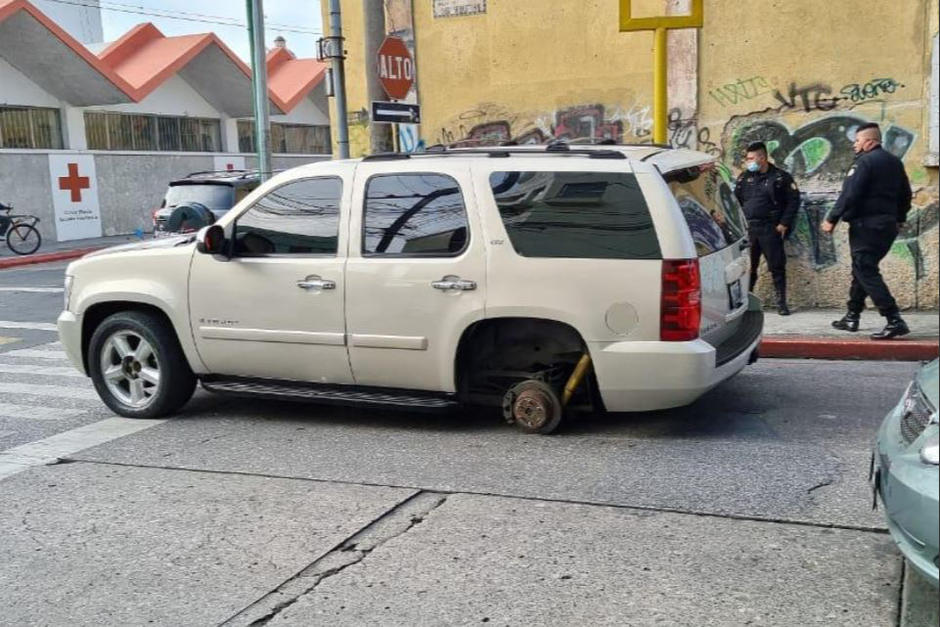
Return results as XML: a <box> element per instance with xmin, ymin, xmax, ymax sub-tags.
<box><xmin>661</xmin><ymin>258</ymin><xmax>701</xmax><ymax>341</ymax></box>
<box><xmin>151</xmin><ymin>208</ymin><xmax>160</xmax><ymax>226</ymax></box>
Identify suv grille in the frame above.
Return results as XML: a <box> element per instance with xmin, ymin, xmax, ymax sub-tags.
<box><xmin>900</xmin><ymin>382</ymin><xmax>934</xmax><ymax>444</ymax></box>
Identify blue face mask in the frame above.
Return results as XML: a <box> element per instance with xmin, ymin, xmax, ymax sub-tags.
<box><xmin>746</xmin><ymin>161</ymin><xmax>760</xmax><ymax>173</ymax></box>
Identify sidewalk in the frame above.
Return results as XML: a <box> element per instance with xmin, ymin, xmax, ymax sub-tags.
<box><xmin>0</xmin><ymin>233</ymin><xmax>142</xmax><ymax>269</ymax></box>
<box><xmin>761</xmin><ymin>309</ymin><xmax>939</xmax><ymax>361</ymax></box>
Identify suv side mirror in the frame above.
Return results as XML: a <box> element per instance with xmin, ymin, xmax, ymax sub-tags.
<box><xmin>196</xmin><ymin>224</ymin><xmax>226</xmax><ymax>256</ymax></box>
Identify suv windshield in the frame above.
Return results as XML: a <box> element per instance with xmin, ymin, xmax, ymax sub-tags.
<box><xmin>488</xmin><ymin>171</ymin><xmax>661</xmax><ymax>259</ymax></box>
<box><xmin>164</xmin><ymin>184</ymin><xmax>234</xmax><ymax>212</ymax></box>
<box><xmin>664</xmin><ymin>165</ymin><xmax>746</xmax><ymax>257</ymax></box>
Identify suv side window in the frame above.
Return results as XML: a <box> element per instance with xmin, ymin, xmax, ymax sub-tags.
<box><xmin>488</xmin><ymin>171</ymin><xmax>661</xmax><ymax>259</ymax></box>
<box><xmin>363</xmin><ymin>173</ymin><xmax>469</xmax><ymax>256</ymax></box>
<box><xmin>233</xmin><ymin>177</ymin><xmax>342</xmax><ymax>256</ymax></box>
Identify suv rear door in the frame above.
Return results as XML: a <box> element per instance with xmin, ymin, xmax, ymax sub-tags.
<box><xmin>663</xmin><ymin>164</ymin><xmax>749</xmax><ymax>347</ymax></box>
<box><xmin>344</xmin><ymin>159</ymin><xmax>485</xmax><ymax>392</ymax></box>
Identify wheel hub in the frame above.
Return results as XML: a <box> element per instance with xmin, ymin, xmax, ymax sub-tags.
<box><xmin>513</xmin><ymin>389</ymin><xmax>551</xmax><ymax>429</ymax></box>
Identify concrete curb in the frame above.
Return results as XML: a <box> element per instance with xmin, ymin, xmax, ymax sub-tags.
<box><xmin>0</xmin><ymin>248</ymin><xmax>103</xmax><ymax>270</ymax></box>
<box><xmin>760</xmin><ymin>336</ymin><xmax>939</xmax><ymax>361</ymax></box>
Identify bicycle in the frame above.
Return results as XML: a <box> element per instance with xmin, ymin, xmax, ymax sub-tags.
<box><xmin>0</xmin><ymin>202</ymin><xmax>42</xmax><ymax>255</ymax></box>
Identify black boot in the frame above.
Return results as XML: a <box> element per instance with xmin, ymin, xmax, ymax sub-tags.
<box><xmin>832</xmin><ymin>311</ymin><xmax>860</xmax><ymax>332</ymax></box>
<box><xmin>776</xmin><ymin>292</ymin><xmax>790</xmax><ymax>316</ymax></box>
<box><xmin>872</xmin><ymin>315</ymin><xmax>910</xmax><ymax>340</ymax></box>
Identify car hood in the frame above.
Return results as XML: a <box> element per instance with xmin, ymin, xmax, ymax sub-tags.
<box><xmin>82</xmin><ymin>235</ymin><xmax>194</xmax><ymax>259</ymax></box>
<box><xmin>917</xmin><ymin>358</ymin><xmax>939</xmax><ymax>410</ymax></box>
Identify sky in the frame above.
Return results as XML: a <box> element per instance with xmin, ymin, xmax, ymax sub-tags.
<box><xmin>96</xmin><ymin>0</ymin><xmax>324</xmax><ymax>61</ymax></box>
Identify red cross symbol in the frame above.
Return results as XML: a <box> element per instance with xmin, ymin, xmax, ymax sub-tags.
<box><xmin>58</xmin><ymin>162</ymin><xmax>90</xmax><ymax>203</ymax></box>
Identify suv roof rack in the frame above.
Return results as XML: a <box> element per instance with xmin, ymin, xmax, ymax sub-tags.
<box><xmin>362</xmin><ymin>146</ymin><xmax>627</xmax><ymax>161</ymax></box>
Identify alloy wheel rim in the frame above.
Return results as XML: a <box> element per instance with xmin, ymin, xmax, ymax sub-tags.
<box><xmin>100</xmin><ymin>330</ymin><xmax>160</xmax><ymax>408</ymax></box>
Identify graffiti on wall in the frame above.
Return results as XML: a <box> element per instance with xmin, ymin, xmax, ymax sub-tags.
<box><xmin>438</xmin><ymin>102</ymin><xmax>652</xmax><ymax>147</ymax></box>
<box><xmin>722</xmin><ymin>114</ymin><xmax>920</xmax><ymax>271</ymax></box>
<box><xmin>707</xmin><ymin>76</ymin><xmax>773</xmax><ymax>108</ymax></box>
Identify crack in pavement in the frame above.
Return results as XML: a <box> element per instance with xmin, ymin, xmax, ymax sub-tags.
<box><xmin>64</xmin><ymin>458</ymin><xmax>891</xmax><ymax>535</ymax></box>
<box><xmin>219</xmin><ymin>491</ymin><xmax>448</xmax><ymax>627</ymax></box>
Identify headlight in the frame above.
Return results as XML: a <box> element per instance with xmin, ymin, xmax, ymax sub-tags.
<box><xmin>64</xmin><ymin>275</ymin><xmax>74</xmax><ymax>311</ymax></box>
<box><xmin>920</xmin><ymin>432</ymin><xmax>939</xmax><ymax>465</ymax></box>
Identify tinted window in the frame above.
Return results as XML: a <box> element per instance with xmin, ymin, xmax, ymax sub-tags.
<box><xmin>165</xmin><ymin>184</ymin><xmax>233</xmax><ymax>211</ymax></box>
<box><xmin>234</xmin><ymin>177</ymin><xmax>341</xmax><ymax>256</ymax></box>
<box><xmin>363</xmin><ymin>174</ymin><xmax>469</xmax><ymax>256</ymax></box>
<box><xmin>665</xmin><ymin>165</ymin><xmax>746</xmax><ymax>257</ymax></box>
<box><xmin>488</xmin><ymin>171</ymin><xmax>660</xmax><ymax>259</ymax></box>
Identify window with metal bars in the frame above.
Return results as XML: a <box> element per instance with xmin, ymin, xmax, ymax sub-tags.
<box><xmin>0</xmin><ymin>106</ymin><xmax>63</xmax><ymax>149</ymax></box>
<box><xmin>237</xmin><ymin>120</ymin><xmax>330</xmax><ymax>154</ymax></box>
<box><xmin>84</xmin><ymin>112</ymin><xmax>221</xmax><ymax>152</ymax></box>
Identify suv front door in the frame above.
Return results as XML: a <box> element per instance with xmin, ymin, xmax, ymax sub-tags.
<box><xmin>189</xmin><ymin>175</ymin><xmax>353</xmax><ymax>383</ymax></box>
<box><xmin>345</xmin><ymin>163</ymin><xmax>486</xmax><ymax>392</ymax></box>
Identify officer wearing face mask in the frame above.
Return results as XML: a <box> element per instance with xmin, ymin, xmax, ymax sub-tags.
<box><xmin>822</xmin><ymin>122</ymin><xmax>912</xmax><ymax>339</ymax></box>
<box><xmin>734</xmin><ymin>141</ymin><xmax>801</xmax><ymax>315</ymax></box>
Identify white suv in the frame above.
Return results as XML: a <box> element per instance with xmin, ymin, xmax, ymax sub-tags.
<box><xmin>58</xmin><ymin>144</ymin><xmax>762</xmax><ymax>433</ymax></box>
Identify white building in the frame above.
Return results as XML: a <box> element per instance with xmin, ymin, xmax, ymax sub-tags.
<box><xmin>0</xmin><ymin>0</ymin><xmax>331</xmax><ymax>241</ymax></box>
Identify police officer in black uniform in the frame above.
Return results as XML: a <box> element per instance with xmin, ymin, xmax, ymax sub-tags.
<box><xmin>823</xmin><ymin>122</ymin><xmax>912</xmax><ymax>339</ymax></box>
<box><xmin>734</xmin><ymin>141</ymin><xmax>801</xmax><ymax>315</ymax></box>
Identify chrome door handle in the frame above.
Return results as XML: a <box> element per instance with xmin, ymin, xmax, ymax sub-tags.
<box><xmin>431</xmin><ymin>277</ymin><xmax>477</xmax><ymax>291</ymax></box>
<box><xmin>297</xmin><ymin>276</ymin><xmax>336</xmax><ymax>290</ymax></box>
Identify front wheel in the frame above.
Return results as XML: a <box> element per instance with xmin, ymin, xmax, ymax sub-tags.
<box><xmin>88</xmin><ymin>311</ymin><xmax>196</xmax><ymax>418</ymax></box>
<box><xmin>6</xmin><ymin>223</ymin><xmax>41</xmax><ymax>255</ymax></box>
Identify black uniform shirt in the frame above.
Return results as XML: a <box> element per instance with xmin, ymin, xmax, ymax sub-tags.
<box><xmin>829</xmin><ymin>146</ymin><xmax>912</xmax><ymax>227</ymax></box>
<box><xmin>733</xmin><ymin>164</ymin><xmax>801</xmax><ymax>228</ymax></box>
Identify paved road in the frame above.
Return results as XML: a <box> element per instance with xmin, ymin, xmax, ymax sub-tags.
<box><xmin>0</xmin><ymin>263</ymin><xmax>936</xmax><ymax>626</ymax></box>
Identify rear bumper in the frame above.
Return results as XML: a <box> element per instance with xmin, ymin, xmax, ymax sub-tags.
<box><xmin>591</xmin><ymin>310</ymin><xmax>763</xmax><ymax>412</ymax></box>
<box><xmin>56</xmin><ymin>310</ymin><xmax>86</xmax><ymax>375</ymax></box>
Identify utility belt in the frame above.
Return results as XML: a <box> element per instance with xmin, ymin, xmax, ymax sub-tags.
<box><xmin>747</xmin><ymin>211</ymin><xmax>781</xmax><ymax>226</ymax></box>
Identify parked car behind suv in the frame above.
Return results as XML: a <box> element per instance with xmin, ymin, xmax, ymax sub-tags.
<box><xmin>59</xmin><ymin>144</ymin><xmax>763</xmax><ymax>434</ymax></box>
<box><xmin>152</xmin><ymin>170</ymin><xmax>262</xmax><ymax>237</ymax></box>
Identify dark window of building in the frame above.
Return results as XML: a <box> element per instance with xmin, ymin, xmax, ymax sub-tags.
<box><xmin>363</xmin><ymin>173</ymin><xmax>469</xmax><ymax>256</ymax></box>
<box><xmin>488</xmin><ymin>171</ymin><xmax>661</xmax><ymax>259</ymax></box>
<box><xmin>238</xmin><ymin>120</ymin><xmax>330</xmax><ymax>154</ymax></box>
<box><xmin>233</xmin><ymin>177</ymin><xmax>342</xmax><ymax>256</ymax></box>
<box><xmin>665</xmin><ymin>165</ymin><xmax>746</xmax><ymax>257</ymax></box>
<box><xmin>0</xmin><ymin>106</ymin><xmax>63</xmax><ymax>149</ymax></box>
<box><xmin>83</xmin><ymin>112</ymin><xmax>221</xmax><ymax>152</ymax></box>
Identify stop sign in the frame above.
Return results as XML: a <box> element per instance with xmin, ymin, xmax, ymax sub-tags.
<box><xmin>376</xmin><ymin>36</ymin><xmax>414</xmax><ymax>100</ymax></box>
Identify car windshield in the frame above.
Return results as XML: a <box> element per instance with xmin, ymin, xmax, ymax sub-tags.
<box><xmin>164</xmin><ymin>184</ymin><xmax>234</xmax><ymax>211</ymax></box>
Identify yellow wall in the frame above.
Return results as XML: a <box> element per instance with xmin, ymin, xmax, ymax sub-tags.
<box><xmin>327</xmin><ymin>0</ymin><xmax>938</xmax><ymax>308</ymax></box>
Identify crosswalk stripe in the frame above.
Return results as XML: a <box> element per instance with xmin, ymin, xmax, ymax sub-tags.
<box><xmin>0</xmin><ymin>417</ymin><xmax>166</xmax><ymax>480</ymax></box>
<box><xmin>0</xmin><ymin>321</ymin><xmax>58</xmax><ymax>331</ymax></box>
<box><xmin>0</xmin><ymin>364</ymin><xmax>84</xmax><ymax>377</ymax></box>
<box><xmin>0</xmin><ymin>288</ymin><xmax>63</xmax><ymax>293</ymax></box>
<box><xmin>0</xmin><ymin>382</ymin><xmax>98</xmax><ymax>401</ymax></box>
<box><xmin>0</xmin><ymin>402</ymin><xmax>87</xmax><ymax>421</ymax></box>
<box><xmin>2</xmin><ymin>349</ymin><xmax>68</xmax><ymax>360</ymax></box>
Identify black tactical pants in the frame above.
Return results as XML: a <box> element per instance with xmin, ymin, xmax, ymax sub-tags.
<box><xmin>748</xmin><ymin>221</ymin><xmax>786</xmax><ymax>296</ymax></box>
<box><xmin>847</xmin><ymin>222</ymin><xmax>899</xmax><ymax>317</ymax></box>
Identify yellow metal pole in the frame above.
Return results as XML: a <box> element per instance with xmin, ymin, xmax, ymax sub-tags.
<box><xmin>562</xmin><ymin>353</ymin><xmax>593</xmax><ymax>406</ymax></box>
<box><xmin>652</xmin><ymin>26</ymin><xmax>667</xmax><ymax>145</ymax></box>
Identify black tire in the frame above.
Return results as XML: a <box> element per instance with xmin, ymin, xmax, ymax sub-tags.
<box><xmin>88</xmin><ymin>310</ymin><xmax>196</xmax><ymax>418</ymax></box>
<box><xmin>6</xmin><ymin>223</ymin><xmax>41</xmax><ymax>255</ymax></box>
